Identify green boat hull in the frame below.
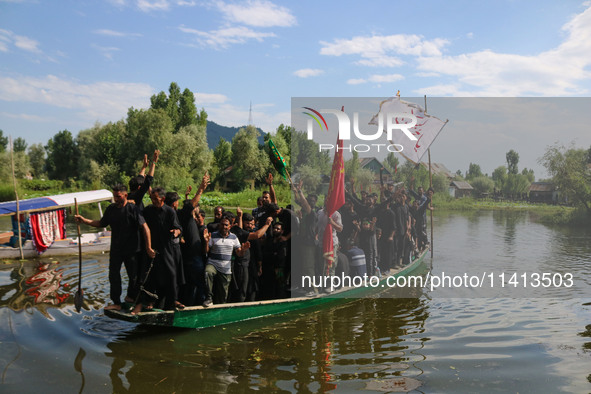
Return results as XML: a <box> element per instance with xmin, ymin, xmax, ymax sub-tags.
<box><xmin>105</xmin><ymin>248</ymin><xmax>430</xmax><ymax>329</ymax></box>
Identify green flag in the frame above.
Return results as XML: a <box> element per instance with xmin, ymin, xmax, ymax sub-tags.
<box><xmin>267</xmin><ymin>138</ymin><xmax>288</xmax><ymax>181</ymax></box>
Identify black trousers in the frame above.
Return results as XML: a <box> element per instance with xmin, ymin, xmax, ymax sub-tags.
<box><xmin>108</xmin><ymin>252</ymin><xmax>139</xmax><ymax>305</ymax></box>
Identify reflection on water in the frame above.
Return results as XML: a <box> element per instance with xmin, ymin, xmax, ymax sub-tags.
<box><xmin>0</xmin><ymin>211</ymin><xmax>590</xmax><ymax>392</ymax></box>
<box><xmin>103</xmin><ymin>298</ymin><xmax>430</xmax><ymax>392</ymax></box>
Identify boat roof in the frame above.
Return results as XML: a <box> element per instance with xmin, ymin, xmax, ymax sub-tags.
<box><xmin>0</xmin><ymin>189</ymin><xmax>113</xmax><ymax>217</ymax></box>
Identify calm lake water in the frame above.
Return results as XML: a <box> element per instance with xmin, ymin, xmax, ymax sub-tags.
<box><xmin>1</xmin><ymin>210</ymin><xmax>589</xmax><ymax>393</ymax></box>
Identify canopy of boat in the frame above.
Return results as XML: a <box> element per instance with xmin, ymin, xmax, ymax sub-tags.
<box><xmin>0</xmin><ymin>190</ymin><xmax>113</xmax><ymax>217</ymax></box>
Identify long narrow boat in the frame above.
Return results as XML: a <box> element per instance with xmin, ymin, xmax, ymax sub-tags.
<box><xmin>0</xmin><ymin>190</ymin><xmax>113</xmax><ymax>259</ymax></box>
<box><xmin>105</xmin><ymin>248</ymin><xmax>430</xmax><ymax>329</ymax></box>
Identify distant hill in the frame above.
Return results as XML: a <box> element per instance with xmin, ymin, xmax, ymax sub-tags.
<box><xmin>206</xmin><ymin>121</ymin><xmax>265</xmax><ymax>149</ymax></box>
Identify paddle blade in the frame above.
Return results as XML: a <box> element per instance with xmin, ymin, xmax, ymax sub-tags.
<box><xmin>74</xmin><ymin>289</ymin><xmax>83</xmax><ymax>312</ymax></box>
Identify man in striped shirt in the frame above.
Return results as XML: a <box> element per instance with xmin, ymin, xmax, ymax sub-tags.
<box><xmin>346</xmin><ymin>243</ymin><xmax>368</xmax><ymax>278</ymax></box>
<box><xmin>203</xmin><ymin>215</ymin><xmax>250</xmax><ymax>307</ymax></box>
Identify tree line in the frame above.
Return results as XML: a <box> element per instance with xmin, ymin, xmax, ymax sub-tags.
<box><xmin>0</xmin><ymin>83</ymin><xmax>334</xmax><ymax>199</ymax></box>
<box><xmin>1</xmin><ymin>83</ymin><xmax>589</xmax><ymax>214</ymax></box>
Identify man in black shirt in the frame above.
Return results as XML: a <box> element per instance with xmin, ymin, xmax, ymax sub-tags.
<box><xmin>178</xmin><ymin>174</ymin><xmax>209</xmax><ymax>306</ymax></box>
<box><xmin>139</xmin><ymin>187</ymin><xmax>183</xmax><ymax>311</ymax></box>
<box><xmin>75</xmin><ymin>185</ymin><xmax>154</xmax><ymax>311</ymax></box>
<box><xmin>230</xmin><ymin>211</ymin><xmax>273</xmax><ymax>302</ymax></box>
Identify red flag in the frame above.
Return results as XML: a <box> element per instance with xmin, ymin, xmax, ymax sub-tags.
<box><xmin>322</xmin><ymin>135</ymin><xmax>345</xmax><ymax>273</ymax></box>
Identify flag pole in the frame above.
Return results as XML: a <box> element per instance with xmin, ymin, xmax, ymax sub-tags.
<box><xmin>425</xmin><ymin>95</ymin><xmax>434</xmax><ymax>258</ymax></box>
<box><xmin>9</xmin><ymin>136</ymin><xmax>24</xmax><ymax>260</ymax></box>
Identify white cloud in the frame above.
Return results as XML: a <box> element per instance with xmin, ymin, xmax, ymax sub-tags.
<box><xmin>0</xmin><ymin>111</ymin><xmax>59</xmax><ymax>123</ymax></box>
<box><xmin>136</xmin><ymin>0</ymin><xmax>170</xmax><ymax>12</ymax></box>
<box><xmin>0</xmin><ymin>29</ymin><xmax>42</xmax><ymax>54</ymax></box>
<box><xmin>417</xmin><ymin>6</ymin><xmax>591</xmax><ymax>95</ymax></box>
<box><xmin>347</xmin><ymin>78</ymin><xmax>366</xmax><ymax>85</ymax></box>
<box><xmin>347</xmin><ymin>74</ymin><xmax>403</xmax><ymax>85</ymax></box>
<box><xmin>93</xmin><ymin>29</ymin><xmax>142</xmax><ymax>38</ymax></box>
<box><xmin>216</xmin><ymin>0</ymin><xmax>296</xmax><ymax>27</ymax></box>
<box><xmin>92</xmin><ymin>44</ymin><xmax>121</xmax><ymax>60</ymax></box>
<box><xmin>0</xmin><ymin>74</ymin><xmax>154</xmax><ymax>122</ymax></box>
<box><xmin>320</xmin><ymin>34</ymin><xmax>449</xmax><ymax>68</ymax></box>
<box><xmin>293</xmin><ymin>68</ymin><xmax>324</xmax><ymax>78</ymax></box>
<box><xmin>368</xmin><ymin>74</ymin><xmax>404</xmax><ymax>83</ymax></box>
<box><xmin>322</xmin><ymin>5</ymin><xmax>591</xmax><ymax>96</ymax></box>
<box><xmin>194</xmin><ymin>92</ymin><xmax>228</xmax><ymax>104</ymax></box>
<box><xmin>179</xmin><ymin>25</ymin><xmax>275</xmax><ymax>49</ymax></box>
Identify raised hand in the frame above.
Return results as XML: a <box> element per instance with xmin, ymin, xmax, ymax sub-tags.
<box><xmin>265</xmin><ymin>173</ymin><xmax>273</xmax><ymax>185</ymax></box>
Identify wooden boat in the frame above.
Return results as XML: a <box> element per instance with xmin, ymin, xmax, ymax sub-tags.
<box><xmin>0</xmin><ymin>190</ymin><xmax>113</xmax><ymax>259</ymax></box>
<box><xmin>105</xmin><ymin>248</ymin><xmax>430</xmax><ymax>329</ymax></box>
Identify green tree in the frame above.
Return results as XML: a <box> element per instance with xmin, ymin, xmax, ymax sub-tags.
<box><xmin>506</xmin><ymin>149</ymin><xmax>519</xmax><ymax>175</ymax></box>
<box><xmin>492</xmin><ymin>165</ymin><xmax>508</xmax><ymax>192</ymax></box>
<box><xmin>398</xmin><ymin>160</ymin><xmax>429</xmax><ymax>190</ymax></box>
<box><xmin>45</xmin><ymin>130</ymin><xmax>79</xmax><ymax>181</ymax></box>
<box><xmin>470</xmin><ymin>175</ymin><xmax>495</xmax><ymax>195</ymax></box>
<box><xmin>290</xmin><ymin>129</ymin><xmax>330</xmax><ymax>173</ymax></box>
<box><xmin>28</xmin><ymin>143</ymin><xmax>46</xmax><ymax>178</ymax></box>
<box><xmin>382</xmin><ymin>152</ymin><xmax>399</xmax><ymax>180</ymax></box>
<box><xmin>150</xmin><ymin>82</ymin><xmax>205</xmax><ymax>132</ymax></box>
<box><xmin>159</xmin><ymin>124</ymin><xmax>212</xmax><ymax>191</ymax></box>
<box><xmin>0</xmin><ymin>129</ymin><xmax>7</xmax><ymax>152</ymax></box>
<box><xmin>540</xmin><ymin>144</ymin><xmax>591</xmax><ymax>212</ymax></box>
<box><xmin>211</xmin><ymin>137</ymin><xmax>232</xmax><ymax>186</ymax></box>
<box><xmin>432</xmin><ymin>173</ymin><xmax>449</xmax><ymax>194</ymax></box>
<box><xmin>354</xmin><ymin>168</ymin><xmax>375</xmax><ymax>193</ymax></box>
<box><xmin>296</xmin><ymin>164</ymin><xmax>322</xmax><ymax>193</ymax></box>
<box><xmin>503</xmin><ymin>173</ymin><xmax>531</xmax><ymax>197</ymax></box>
<box><xmin>345</xmin><ymin>150</ymin><xmax>360</xmax><ymax>182</ymax></box>
<box><xmin>13</xmin><ymin>137</ymin><xmax>27</xmax><ymax>153</ymax></box>
<box><xmin>124</xmin><ymin>107</ymin><xmax>173</xmax><ymax>174</ymax></box>
<box><xmin>466</xmin><ymin>163</ymin><xmax>483</xmax><ymax>180</ymax></box>
<box><xmin>276</xmin><ymin>124</ymin><xmax>293</xmax><ymax>159</ymax></box>
<box><xmin>76</xmin><ymin>121</ymin><xmax>127</xmax><ymax>188</ymax></box>
<box><xmin>231</xmin><ymin>125</ymin><xmax>267</xmax><ymax>189</ymax></box>
<box><xmin>521</xmin><ymin>167</ymin><xmax>535</xmax><ymax>183</ymax></box>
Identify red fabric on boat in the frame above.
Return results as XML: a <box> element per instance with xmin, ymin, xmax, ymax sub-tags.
<box><xmin>29</xmin><ymin>209</ymin><xmax>66</xmax><ymax>254</ymax></box>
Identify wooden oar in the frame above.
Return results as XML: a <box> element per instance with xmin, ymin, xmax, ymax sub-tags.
<box><xmin>74</xmin><ymin>198</ymin><xmax>83</xmax><ymax>312</ymax></box>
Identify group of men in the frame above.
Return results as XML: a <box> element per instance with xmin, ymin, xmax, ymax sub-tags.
<box><xmin>76</xmin><ymin>152</ymin><xmax>297</xmax><ymax>312</ymax></box>
<box><xmin>293</xmin><ymin>178</ymin><xmax>433</xmax><ymax>295</ymax></box>
<box><xmin>76</xmin><ymin>150</ymin><xmax>433</xmax><ymax>312</ymax></box>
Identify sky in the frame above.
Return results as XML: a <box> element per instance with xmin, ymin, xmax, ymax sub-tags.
<box><xmin>1</xmin><ymin>0</ymin><xmax>591</xmax><ymax>179</ymax></box>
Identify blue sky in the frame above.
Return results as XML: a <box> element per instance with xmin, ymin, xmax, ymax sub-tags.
<box><xmin>1</xmin><ymin>0</ymin><xmax>591</xmax><ymax>178</ymax></box>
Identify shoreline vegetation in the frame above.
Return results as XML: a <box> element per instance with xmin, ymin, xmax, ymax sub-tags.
<box><xmin>432</xmin><ymin>194</ymin><xmax>589</xmax><ymax>226</ymax></box>
<box><xmin>2</xmin><ymin>181</ymin><xmax>588</xmax><ymax>228</ymax></box>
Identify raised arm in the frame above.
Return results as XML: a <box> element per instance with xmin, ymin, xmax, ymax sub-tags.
<box><xmin>139</xmin><ymin>154</ymin><xmax>149</xmax><ymax>177</ymax></box>
<box><xmin>148</xmin><ymin>149</ymin><xmax>160</xmax><ymax>178</ymax></box>
<box><xmin>248</xmin><ymin>216</ymin><xmax>273</xmax><ymax>240</ymax></box>
<box><xmin>293</xmin><ymin>180</ymin><xmax>311</xmax><ymax>214</ymax></box>
<box><xmin>266</xmin><ymin>173</ymin><xmax>278</xmax><ymax>204</ymax></box>
<box><xmin>236</xmin><ymin>206</ymin><xmax>243</xmax><ymax>229</ymax></box>
<box><xmin>189</xmin><ymin>172</ymin><xmax>210</xmax><ymax>208</ymax></box>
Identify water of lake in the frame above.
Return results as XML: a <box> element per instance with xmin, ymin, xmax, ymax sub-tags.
<box><xmin>1</xmin><ymin>210</ymin><xmax>589</xmax><ymax>393</ymax></box>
